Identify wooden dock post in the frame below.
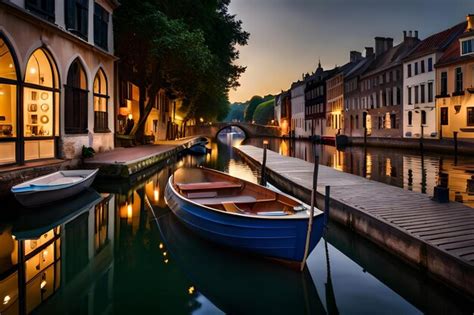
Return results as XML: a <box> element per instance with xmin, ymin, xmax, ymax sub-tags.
<box><xmin>260</xmin><ymin>140</ymin><xmax>268</xmax><ymax>185</ymax></box>
<box><xmin>324</xmin><ymin>185</ymin><xmax>330</xmax><ymax>228</ymax></box>
<box><xmin>301</xmin><ymin>143</ymin><xmax>319</xmax><ymax>271</ymax></box>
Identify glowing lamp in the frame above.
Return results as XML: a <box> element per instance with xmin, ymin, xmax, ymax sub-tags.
<box><xmin>3</xmin><ymin>295</ymin><xmax>11</xmax><ymax>305</ymax></box>
<box><xmin>30</xmin><ymin>67</ymin><xmax>37</xmax><ymax>74</ymax></box>
<box><xmin>8</xmin><ymin>63</ymin><xmax>13</xmax><ymax>68</ymax></box>
<box><xmin>40</xmin><ymin>280</ymin><xmax>47</xmax><ymax>289</ymax></box>
<box><xmin>128</xmin><ymin>114</ymin><xmax>133</xmax><ymax>120</ymax></box>
<box><xmin>199</xmin><ymin>117</ymin><xmax>204</xmax><ymax>123</ymax></box>
<box><xmin>263</xmin><ymin>140</ymin><xmax>269</xmax><ymax>145</ymax></box>
<box><xmin>159</xmin><ymin>243</ymin><xmax>164</xmax><ymax>249</ymax></box>
<box><xmin>188</xmin><ymin>286</ymin><xmax>195</xmax><ymax>295</ymax></box>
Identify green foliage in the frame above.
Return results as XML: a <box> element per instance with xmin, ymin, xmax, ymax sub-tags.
<box><xmin>224</xmin><ymin>103</ymin><xmax>246</xmax><ymax>122</ymax></box>
<box><xmin>114</xmin><ymin>0</ymin><xmax>248</xmax><ymax>126</ymax></box>
<box><xmin>82</xmin><ymin>146</ymin><xmax>96</xmax><ymax>159</ymax></box>
<box><xmin>244</xmin><ymin>96</ymin><xmax>264</xmax><ymax>122</ymax></box>
<box><xmin>252</xmin><ymin>99</ymin><xmax>275</xmax><ymax>125</ymax></box>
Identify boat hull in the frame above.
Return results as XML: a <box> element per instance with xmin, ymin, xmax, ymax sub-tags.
<box><xmin>12</xmin><ymin>171</ymin><xmax>98</xmax><ymax>207</ymax></box>
<box><xmin>165</xmin><ymin>180</ymin><xmax>325</xmax><ymax>263</ymax></box>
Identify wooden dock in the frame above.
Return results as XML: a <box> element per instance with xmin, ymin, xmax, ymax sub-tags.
<box><xmin>235</xmin><ymin>145</ymin><xmax>474</xmax><ymax>298</ymax></box>
<box><xmin>84</xmin><ymin>137</ymin><xmax>202</xmax><ymax>178</ymax></box>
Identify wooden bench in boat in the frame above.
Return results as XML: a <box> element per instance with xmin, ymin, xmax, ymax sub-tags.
<box><xmin>177</xmin><ymin>181</ymin><xmax>242</xmax><ymax>191</ymax></box>
<box><xmin>193</xmin><ymin>195</ymin><xmax>257</xmax><ymax>205</ymax></box>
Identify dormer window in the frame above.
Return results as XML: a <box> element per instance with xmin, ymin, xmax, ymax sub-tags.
<box><xmin>461</xmin><ymin>38</ymin><xmax>474</xmax><ymax>55</ymax></box>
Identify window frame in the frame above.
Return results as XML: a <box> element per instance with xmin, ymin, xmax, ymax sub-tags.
<box><xmin>26</xmin><ymin>0</ymin><xmax>55</xmax><ymax>22</ymax></box>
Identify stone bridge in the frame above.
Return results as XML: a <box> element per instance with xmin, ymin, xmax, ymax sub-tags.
<box><xmin>186</xmin><ymin>122</ymin><xmax>281</xmax><ymax>139</ymax></box>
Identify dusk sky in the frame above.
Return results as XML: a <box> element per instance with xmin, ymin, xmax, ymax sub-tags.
<box><xmin>228</xmin><ymin>0</ymin><xmax>474</xmax><ymax>103</ymax></box>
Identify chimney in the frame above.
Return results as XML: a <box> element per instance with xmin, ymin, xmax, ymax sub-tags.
<box><xmin>365</xmin><ymin>47</ymin><xmax>374</xmax><ymax>57</ymax></box>
<box><xmin>350</xmin><ymin>51</ymin><xmax>362</xmax><ymax>62</ymax></box>
<box><xmin>414</xmin><ymin>30</ymin><xmax>419</xmax><ymax>39</ymax></box>
<box><xmin>375</xmin><ymin>37</ymin><xmax>386</xmax><ymax>56</ymax></box>
<box><xmin>403</xmin><ymin>30</ymin><xmax>407</xmax><ymax>40</ymax></box>
<box><xmin>467</xmin><ymin>14</ymin><xmax>474</xmax><ymax>31</ymax></box>
<box><xmin>409</xmin><ymin>30</ymin><xmax>413</xmax><ymax>37</ymax></box>
<box><xmin>384</xmin><ymin>38</ymin><xmax>394</xmax><ymax>51</ymax></box>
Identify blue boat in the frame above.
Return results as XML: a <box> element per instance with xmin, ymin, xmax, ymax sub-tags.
<box><xmin>164</xmin><ymin>167</ymin><xmax>325</xmax><ymax>265</ymax></box>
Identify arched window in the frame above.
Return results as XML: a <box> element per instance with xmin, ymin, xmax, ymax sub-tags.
<box><xmin>0</xmin><ymin>35</ymin><xmax>19</xmax><ymax>164</ymax></box>
<box><xmin>65</xmin><ymin>59</ymin><xmax>88</xmax><ymax>134</ymax></box>
<box><xmin>93</xmin><ymin>68</ymin><xmax>109</xmax><ymax>132</ymax></box>
<box><xmin>24</xmin><ymin>48</ymin><xmax>60</xmax><ymax>161</ymax></box>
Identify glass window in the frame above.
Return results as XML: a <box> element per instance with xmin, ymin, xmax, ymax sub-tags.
<box><xmin>461</xmin><ymin>39</ymin><xmax>474</xmax><ymax>55</ymax></box>
<box><xmin>0</xmin><ymin>37</ymin><xmax>17</xmax><ymax>142</ymax></box>
<box><xmin>26</xmin><ymin>0</ymin><xmax>55</xmax><ymax>22</ymax></box>
<box><xmin>441</xmin><ymin>107</ymin><xmax>448</xmax><ymax>125</ymax></box>
<box><xmin>408</xmin><ymin>87</ymin><xmax>412</xmax><ymax>104</ymax></box>
<box><xmin>25</xmin><ymin>49</ymin><xmax>59</xmax><ymax>88</ymax></box>
<box><xmin>428</xmin><ymin>58</ymin><xmax>433</xmax><ymax>72</ymax></box>
<box><xmin>428</xmin><ymin>82</ymin><xmax>433</xmax><ymax>102</ymax></box>
<box><xmin>420</xmin><ymin>60</ymin><xmax>425</xmax><ymax>73</ymax></box>
<box><xmin>408</xmin><ymin>111</ymin><xmax>412</xmax><ymax>125</ymax></box>
<box><xmin>414</xmin><ymin>62</ymin><xmax>418</xmax><ymax>75</ymax></box>
<box><xmin>65</xmin><ymin>59</ymin><xmax>88</xmax><ymax>134</ymax></box>
<box><xmin>0</xmin><ymin>39</ymin><xmax>17</xmax><ymax>81</ymax></box>
<box><xmin>455</xmin><ymin>67</ymin><xmax>463</xmax><ymax>93</ymax></box>
<box><xmin>66</xmin><ymin>0</ymin><xmax>89</xmax><ymax>40</ymax></box>
<box><xmin>441</xmin><ymin>72</ymin><xmax>448</xmax><ymax>95</ymax></box>
<box><xmin>421</xmin><ymin>110</ymin><xmax>426</xmax><ymax>125</ymax></box>
<box><xmin>407</xmin><ymin>64</ymin><xmax>412</xmax><ymax>77</ymax></box>
<box><xmin>420</xmin><ymin>84</ymin><xmax>425</xmax><ymax>103</ymax></box>
<box><xmin>468</xmin><ymin>107</ymin><xmax>474</xmax><ymax>126</ymax></box>
<box><xmin>94</xmin><ymin>3</ymin><xmax>109</xmax><ymax>50</ymax></box>
<box><xmin>414</xmin><ymin>86</ymin><xmax>419</xmax><ymax>104</ymax></box>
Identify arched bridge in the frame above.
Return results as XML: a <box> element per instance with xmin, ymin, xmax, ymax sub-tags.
<box><xmin>186</xmin><ymin>122</ymin><xmax>281</xmax><ymax>139</ymax></box>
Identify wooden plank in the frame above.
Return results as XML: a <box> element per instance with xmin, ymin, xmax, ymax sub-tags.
<box><xmin>439</xmin><ymin>240</ymin><xmax>474</xmax><ymax>251</ymax></box>
<box><xmin>429</xmin><ymin>234</ymin><xmax>474</xmax><ymax>246</ymax></box>
<box><xmin>448</xmin><ymin>246</ymin><xmax>474</xmax><ymax>257</ymax></box>
<box><xmin>408</xmin><ymin>221</ymin><xmax>474</xmax><ymax>234</ymax></box>
<box><xmin>421</xmin><ymin>229</ymin><xmax>474</xmax><ymax>240</ymax></box>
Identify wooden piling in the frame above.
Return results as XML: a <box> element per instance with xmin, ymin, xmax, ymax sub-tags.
<box><xmin>260</xmin><ymin>140</ymin><xmax>268</xmax><ymax>185</ymax></box>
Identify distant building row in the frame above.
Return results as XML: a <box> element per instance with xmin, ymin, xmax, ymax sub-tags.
<box><xmin>274</xmin><ymin>15</ymin><xmax>474</xmax><ymax>141</ymax></box>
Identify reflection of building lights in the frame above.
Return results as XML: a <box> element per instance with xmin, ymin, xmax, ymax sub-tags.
<box><xmin>159</xmin><ymin>243</ymin><xmax>164</xmax><ymax>249</ymax></box>
<box><xmin>127</xmin><ymin>204</ymin><xmax>133</xmax><ymax>219</ymax></box>
<box><xmin>3</xmin><ymin>295</ymin><xmax>11</xmax><ymax>305</ymax></box>
<box><xmin>128</xmin><ymin>114</ymin><xmax>133</xmax><ymax>120</ymax></box>
<box><xmin>164</xmin><ymin>259</ymin><xmax>169</xmax><ymax>264</ymax></box>
<box><xmin>154</xmin><ymin>189</ymin><xmax>159</xmax><ymax>202</ymax></box>
<box><xmin>188</xmin><ymin>286</ymin><xmax>195</xmax><ymax>295</ymax></box>
<box><xmin>0</xmin><ymin>90</ymin><xmax>4</xmax><ymax>96</ymax></box>
<box><xmin>42</xmin><ymin>250</ymin><xmax>48</xmax><ymax>261</ymax></box>
<box><xmin>30</xmin><ymin>67</ymin><xmax>37</xmax><ymax>74</ymax></box>
<box><xmin>163</xmin><ymin>251</ymin><xmax>167</xmax><ymax>256</ymax></box>
<box><xmin>40</xmin><ymin>280</ymin><xmax>47</xmax><ymax>289</ymax></box>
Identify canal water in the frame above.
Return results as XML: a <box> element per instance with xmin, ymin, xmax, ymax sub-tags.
<box><xmin>0</xmin><ymin>134</ymin><xmax>473</xmax><ymax>314</ymax></box>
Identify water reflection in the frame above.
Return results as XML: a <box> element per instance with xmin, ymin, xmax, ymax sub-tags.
<box><xmin>245</xmin><ymin>138</ymin><xmax>474</xmax><ymax>207</ymax></box>
<box><xmin>0</xmin><ymin>134</ymin><xmax>473</xmax><ymax>314</ymax></box>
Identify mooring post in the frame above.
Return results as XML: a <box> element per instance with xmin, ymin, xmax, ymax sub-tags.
<box><xmin>261</xmin><ymin>140</ymin><xmax>268</xmax><ymax>185</ymax></box>
<box><xmin>324</xmin><ymin>185</ymin><xmax>330</xmax><ymax>228</ymax></box>
<box><xmin>301</xmin><ymin>142</ymin><xmax>319</xmax><ymax>271</ymax></box>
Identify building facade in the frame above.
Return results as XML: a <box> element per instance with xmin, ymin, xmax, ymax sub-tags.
<box><xmin>435</xmin><ymin>15</ymin><xmax>474</xmax><ymax>140</ymax></box>
<box><xmin>304</xmin><ymin>63</ymin><xmax>328</xmax><ymax>137</ymax></box>
<box><xmin>344</xmin><ymin>48</ymin><xmax>374</xmax><ymax>137</ymax></box>
<box><xmin>0</xmin><ymin>0</ymin><xmax>118</xmax><ymax>167</ymax></box>
<box><xmin>403</xmin><ymin>23</ymin><xmax>465</xmax><ymax>139</ymax></box>
<box><xmin>290</xmin><ymin>80</ymin><xmax>308</xmax><ymax>138</ymax></box>
<box><xmin>358</xmin><ymin>34</ymin><xmax>419</xmax><ymax>138</ymax></box>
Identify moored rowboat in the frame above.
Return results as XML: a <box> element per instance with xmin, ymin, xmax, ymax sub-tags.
<box><xmin>11</xmin><ymin>169</ymin><xmax>99</xmax><ymax>207</ymax></box>
<box><xmin>164</xmin><ymin>167</ymin><xmax>325</xmax><ymax>265</ymax></box>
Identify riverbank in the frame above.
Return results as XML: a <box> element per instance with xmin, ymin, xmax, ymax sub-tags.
<box><xmin>235</xmin><ymin>144</ymin><xmax>474</xmax><ymax>299</ymax></box>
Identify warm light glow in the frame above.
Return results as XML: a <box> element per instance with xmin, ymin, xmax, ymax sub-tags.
<box><xmin>42</xmin><ymin>250</ymin><xmax>48</xmax><ymax>261</ymax></box>
<box><xmin>164</xmin><ymin>259</ymin><xmax>169</xmax><ymax>264</ymax></box>
<box><xmin>3</xmin><ymin>295</ymin><xmax>10</xmax><ymax>305</ymax></box>
<box><xmin>40</xmin><ymin>280</ymin><xmax>47</xmax><ymax>289</ymax></box>
<box><xmin>163</xmin><ymin>251</ymin><xmax>167</xmax><ymax>256</ymax></box>
<box><xmin>263</xmin><ymin>140</ymin><xmax>269</xmax><ymax>145</ymax></box>
<box><xmin>0</xmin><ymin>90</ymin><xmax>4</xmax><ymax>96</ymax></box>
<box><xmin>159</xmin><ymin>243</ymin><xmax>164</xmax><ymax>249</ymax></box>
<box><xmin>128</xmin><ymin>114</ymin><xmax>133</xmax><ymax>120</ymax></box>
<box><xmin>154</xmin><ymin>189</ymin><xmax>159</xmax><ymax>202</ymax></box>
<box><xmin>199</xmin><ymin>117</ymin><xmax>204</xmax><ymax>123</ymax></box>
<box><xmin>271</xmin><ymin>119</ymin><xmax>275</xmax><ymax>124</ymax></box>
<box><xmin>30</xmin><ymin>67</ymin><xmax>37</xmax><ymax>74</ymax></box>
<box><xmin>188</xmin><ymin>286</ymin><xmax>195</xmax><ymax>295</ymax></box>
<box><xmin>127</xmin><ymin>204</ymin><xmax>133</xmax><ymax>219</ymax></box>
<box><xmin>8</xmin><ymin>63</ymin><xmax>13</xmax><ymax>68</ymax></box>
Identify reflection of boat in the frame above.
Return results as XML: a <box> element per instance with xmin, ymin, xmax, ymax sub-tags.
<box><xmin>12</xmin><ymin>188</ymin><xmax>103</xmax><ymax>239</ymax></box>
<box><xmin>164</xmin><ymin>167</ymin><xmax>325</xmax><ymax>264</ymax></box>
<box><xmin>11</xmin><ymin>169</ymin><xmax>98</xmax><ymax>207</ymax></box>
<box><xmin>335</xmin><ymin>134</ymin><xmax>349</xmax><ymax>149</ymax></box>
<box><xmin>157</xmin><ymin>213</ymin><xmax>326</xmax><ymax>315</ymax></box>
<box><xmin>188</xmin><ymin>143</ymin><xmax>208</xmax><ymax>155</ymax></box>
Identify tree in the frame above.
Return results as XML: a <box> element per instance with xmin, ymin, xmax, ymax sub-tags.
<box><xmin>253</xmin><ymin>99</ymin><xmax>275</xmax><ymax>124</ymax></box>
<box><xmin>224</xmin><ymin>103</ymin><xmax>246</xmax><ymax>122</ymax></box>
<box><xmin>244</xmin><ymin>96</ymin><xmax>264</xmax><ymax>122</ymax></box>
<box><xmin>114</xmin><ymin>0</ymin><xmax>249</xmax><ymax>141</ymax></box>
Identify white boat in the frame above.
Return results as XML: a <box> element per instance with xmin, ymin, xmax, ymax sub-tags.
<box><xmin>11</xmin><ymin>169</ymin><xmax>99</xmax><ymax>207</ymax></box>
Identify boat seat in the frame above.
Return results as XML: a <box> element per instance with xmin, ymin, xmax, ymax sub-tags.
<box><xmin>187</xmin><ymin>191</ymin><xmax>217</xmax><ymax>199</ymax></box>
<box><xmin>222</xmin><ymin>202</ymin><xmax>245</xmax><ymax>213</ymax></box>
<box><xmin>178</xmin><ymin>181</ymin><xmax>242</xmax><ymax>191</ymax></box>
<box><xmin>31</xmin><ymin>177</ymin><xmax>83</xmax><ymax>187</ymax></box>
<box><xmin>195</xmin><ymin>195</ymin><xmax>257</xmax><ymax>205</ymax></box>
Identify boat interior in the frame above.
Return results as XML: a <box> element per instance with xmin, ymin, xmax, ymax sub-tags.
<box><xmin>172</xmin><ymin>168</ymin><xmax>308</xmax><ymax>216</ymax></box>
<box><xmin>12</xmin><ymin>170</ymin><xmax>96</xmax><ymax>190</ymax></box>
